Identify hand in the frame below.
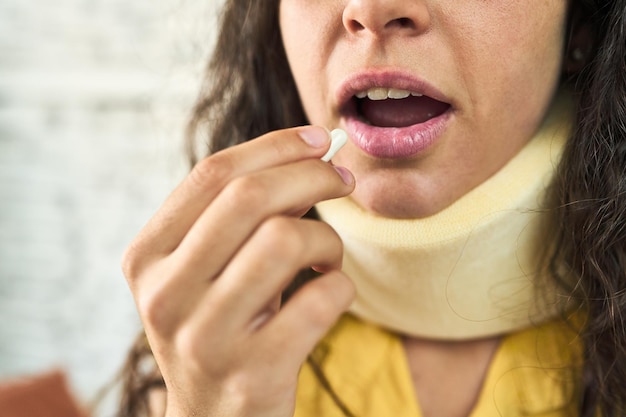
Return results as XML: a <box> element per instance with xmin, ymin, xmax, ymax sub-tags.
<box><xmin>122</xmin><ymin>126</ymin><xmax>356</xmax><ymax>417</ymax></box>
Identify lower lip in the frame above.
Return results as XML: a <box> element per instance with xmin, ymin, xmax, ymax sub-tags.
<box><xmin>343</xmin><ymin>110</ymin><xmax>452</xmax><ymax>159</ymax></box>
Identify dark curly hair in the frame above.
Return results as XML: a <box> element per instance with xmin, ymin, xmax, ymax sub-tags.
<box><xmin>116</xmin><ymin>1</ymin><xmax>626</xmax><ymax>416</ymax></box>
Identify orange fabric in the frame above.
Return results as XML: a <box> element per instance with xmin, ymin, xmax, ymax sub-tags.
<box><xmin>0</xmin><ymin>370</ymin><xmax>87</xmax><ymax>417</ymax></box>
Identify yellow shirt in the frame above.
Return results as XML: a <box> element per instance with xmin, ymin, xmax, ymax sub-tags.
<box><xmin>295</xmin><ymin>315</ymin><xmax>582</xmax><ymax>417</ymax></box>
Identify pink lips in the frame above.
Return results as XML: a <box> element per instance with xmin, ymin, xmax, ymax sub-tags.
<box><xmin>337</xmin><ymin>70</ymin><xmax>453</xmax><ymax>159</ymax></box>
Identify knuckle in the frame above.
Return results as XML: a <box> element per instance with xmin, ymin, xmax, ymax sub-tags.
<box><xmin>189</xmin><ymin>153</ymin><xmax>234</xmax><ymax>191</ymax></box>
<box><xmin>121</xmin><ymin>240</ymin><xmax>148</xmax><ymax>282</ymax></box>
<box><xmin>257</xmin><ymin>217</ymin><xmax>306</xmax><ymax>259</ymax></box>
<box><xmin>225</xmin><ymin>372</ymin><xmax>290</xmax><ymax>413</ymax></box>
<box><xmin>305</xmin><ymin>294</ymin><xmax>337</xmax><ymax>326</ymax></box>
<box><xmin>302</xmin><ymin>279</ymin><xmax>349</xmax><ymax>327</ymax></box>
<box><xmin>120</xmin><ymin>244</ymin><xmax>139</xmax><ymax>281</ymax></box>
<box><xmin>319</xmin><ymin>220</ymin><xmax>343</xmax><ymax>246</ymax></box>
<box><xmin>266</xmin><ymin>131</ymin><xmax>295</xmax><ymax>158</ymax></box>
<box><xmin>223</xmin><ymin>175</ymin><xmax>270</xmax><ymax>209</ymax></box>
<box><xmin>136</xmin><ymin>287</ymin><xmax>166</xmax><ymax>328</ymax></box>
<box><xmin>135</xmin><ymin>278</ymin><xmax>178</xmax><ymax>332</ymax></box>
<box><xmin>174</xmin><ymin>325</ymin><xmax>203</xmax><ymax>364</ymax></box>
<box><xmin>175</xmin><ymin>324</ymin><xmax>231</xmax><ymax>376</ymax></box>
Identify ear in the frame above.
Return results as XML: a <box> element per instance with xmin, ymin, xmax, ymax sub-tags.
<box><xmin>563</xmin><ymin>4</ymin><xmax>595</xmax><ymax>74</ymax></box>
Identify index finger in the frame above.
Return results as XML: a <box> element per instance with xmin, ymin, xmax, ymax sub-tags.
<box><xmin>129</xmin><ymin>126</ymin><xmax>333</xmax><ymax>258</ymax></box>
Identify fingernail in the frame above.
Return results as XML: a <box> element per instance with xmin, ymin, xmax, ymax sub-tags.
<box><xmin>298</xmin><ymin>126</ymin><xmax>331</xmax><ymax>148</ymax></box>
<box><xmin>333</xmin><ymin>165</ymin><xmax>354</xmax><ymax>185</ymax></box>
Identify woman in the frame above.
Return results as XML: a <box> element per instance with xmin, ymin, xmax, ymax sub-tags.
<box><xmin>118</xmin><ymin>1</ymin><xmax>626</xmax><ymax>416</ymax></box>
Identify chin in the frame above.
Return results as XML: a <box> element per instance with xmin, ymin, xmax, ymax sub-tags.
<box><xmin>351</xmin><ymin>177</ymin><xmax>450</xmax><ymax>219</ymax></box>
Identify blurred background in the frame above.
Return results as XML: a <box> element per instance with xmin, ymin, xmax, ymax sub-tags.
<box><xmin>0</xmin><ymin>0</ymin><xmax>222</xmax><ymax>414</ymax></box>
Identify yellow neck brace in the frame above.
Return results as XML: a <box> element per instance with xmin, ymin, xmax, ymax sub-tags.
<box><xmin>316</xmin><ymin>94</ymin><xmax>573</xmax><ymax>339</ymax></box>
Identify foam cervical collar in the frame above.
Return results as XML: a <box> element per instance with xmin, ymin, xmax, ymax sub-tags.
<box><xmin>316</xmin><ymin>93</ymin><xmax>573</xmax><ymax>339</ymax></box>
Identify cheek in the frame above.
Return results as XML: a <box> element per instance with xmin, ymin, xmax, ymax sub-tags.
<box><xmin>280</xmin><ymin>1</ymin><xmax>339</xmax><ymax>126</ymax></box>
<box><xmin>439</xmin><ymin>2</ymin><xmax>568</xmax><ymax>176</ymax></box>
<box><xmin>446</xmin><ymin>1</ymin><xmax>567</xmax><ymax>104</ymax></box>
<box><xmin>283</xmin><ymin>54</ymin><xmax>327</xmax><ymax>126</ymax></box>
<box><xmin>280</xmin><ymin>7</ymin><xmax>321</xmax><ymax>123</ymax></box>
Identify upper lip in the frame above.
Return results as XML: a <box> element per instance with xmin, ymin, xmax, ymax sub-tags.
<box><xmin>335</xmin><ymin>69</ymin><xmax>452</xmax><ymax>112</ymax></box>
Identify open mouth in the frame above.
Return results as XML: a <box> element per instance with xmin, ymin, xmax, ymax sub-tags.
<box><xmin>336</xmin><ymin>72</ymin><xmax>454</xmax><ymax>158</ymax></box>
<box><xmin>350</xmin><ymin>87</ymin><xmax>451</xmax><ymax>128</ymax></box>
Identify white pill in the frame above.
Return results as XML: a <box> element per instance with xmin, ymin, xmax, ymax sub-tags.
<box><xmin>321</xmin><ymin>129</ymin><xmax>348</xmax><ymax>162</ymax></box>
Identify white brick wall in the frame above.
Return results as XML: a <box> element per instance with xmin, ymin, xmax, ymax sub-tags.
<box><xmin>0</xmin><ymin>0</ymin><xmax>222</xmax><ymax>414</ymax></box>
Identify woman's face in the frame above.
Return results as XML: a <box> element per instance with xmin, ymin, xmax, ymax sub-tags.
<box><xmin>280</xmin><ymin>0</ymin><xmax>569</xmax><ymax>218</ymax></box>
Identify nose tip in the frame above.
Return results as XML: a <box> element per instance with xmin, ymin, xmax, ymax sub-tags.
<box><xmin>342</xmin><ymin>0</ymin><xmax>428</xmax><ymax>38</ymax></box>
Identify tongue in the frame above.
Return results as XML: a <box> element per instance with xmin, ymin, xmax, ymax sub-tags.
<box><xmin>359</xmin><ymin>95</ymin><xmax>450</xmax><ymax>127</ymax></box>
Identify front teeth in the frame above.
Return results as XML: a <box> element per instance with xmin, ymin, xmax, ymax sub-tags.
<box><xmin>355</xmin><ymin>87</ymin><xmax>423</xmax><ymax>100</ymax></box>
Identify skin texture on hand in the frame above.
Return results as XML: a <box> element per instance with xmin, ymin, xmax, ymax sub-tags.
<box><xmin>122</xmin><ymin>126</ymin><xmax>356</xmax><ymax>417</ymax></box>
